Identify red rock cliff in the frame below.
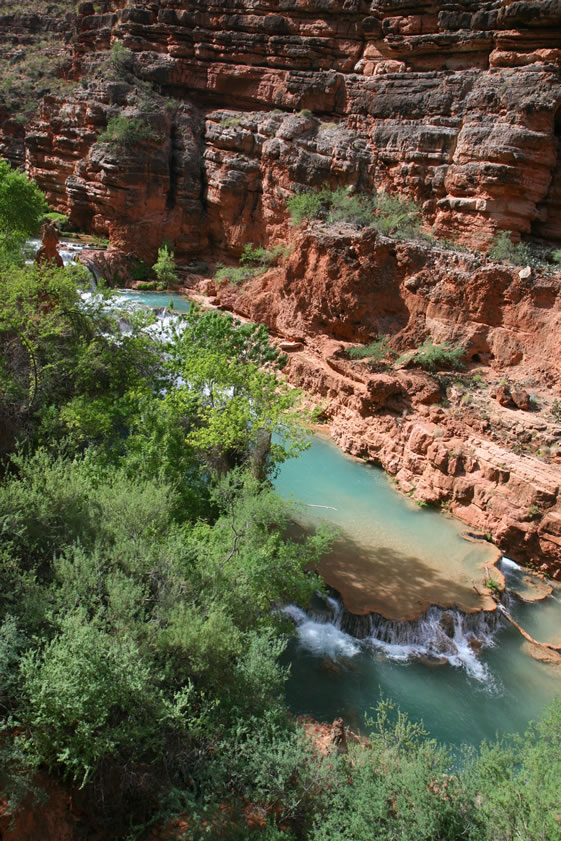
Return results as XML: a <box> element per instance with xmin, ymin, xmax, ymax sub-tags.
<box><xmin>2</xmin><ymin>0</ymin><xmax>561</xmax><ymax>256</ymax></box>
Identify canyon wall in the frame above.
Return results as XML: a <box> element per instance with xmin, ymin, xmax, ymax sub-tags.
<box><xmin>2</xmin><ymin>0</ymin><xmax>561</xmax><ymax>257</ymax></box>
<box><xmin>206</xmin><ymin>223</ymin><xmax>561</xmax><ymax>577</ymax></box>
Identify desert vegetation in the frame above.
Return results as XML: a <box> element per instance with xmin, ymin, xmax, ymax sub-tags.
<box><xmin>286</xmin><ymin>186</ymin><xmax>423</xmax><ymax>239</ymax></box>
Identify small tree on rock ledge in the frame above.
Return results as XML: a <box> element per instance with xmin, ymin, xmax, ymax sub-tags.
<box><xmin>153</xmin><ymin>244</ymin><xmax>177</xmax><ymax>290</ymax></box>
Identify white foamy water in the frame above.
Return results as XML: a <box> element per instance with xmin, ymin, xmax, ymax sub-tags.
<box><xmin>365</xmin><ymin>607</ymin><xmax>497</xmax><ymax>683</ymax></box>
<box><xmin>500</xmin><ymin>557</ymin><xmax>522</xmax><ymax>572</ymax></box>
<box><xmin>284</xmin><ymin>597</ymin><xmax>500</xmax><ymax>683</ymax></box>
<box><xmin>282</xmin><ymin>603</ymin><xmax>360</xmax><ymax>659</ymax></box>
<box><xmin>26</xmin><ymin>237</ymin><xmax>96</xmax><ymax>267</ymax></box>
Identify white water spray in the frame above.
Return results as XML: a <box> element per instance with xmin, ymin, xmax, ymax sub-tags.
<box><xmin>284</xmin><ymin>595</ymin><xmax>501</xmax><ymax>683</ymax></box>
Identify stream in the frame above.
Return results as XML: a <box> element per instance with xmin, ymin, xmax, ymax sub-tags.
<box><xmin>54</xmin><ymin>244</ymin><xmax>561</xmax><ymax>749</ymax></box>
<box><xmin>275</xmin><ymin>437</ymin><xmax>561</xmax><ymax>747</ymax></box>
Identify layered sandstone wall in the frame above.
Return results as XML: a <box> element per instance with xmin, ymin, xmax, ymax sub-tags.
<box><xmin>2</xmin><ymin>0</ymin><xmax>561</xmax><ymax>256</ymax></box>
<box><xmin>3</xmin><ymin>2</ymin><xmax>561</xmax><ymax>573</ymax></box>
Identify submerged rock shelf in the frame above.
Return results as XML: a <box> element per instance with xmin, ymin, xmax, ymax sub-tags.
<box><xmin>275</xmin><ymin>433</ymin><xmax>503</xmax><ymax>621</ymax></box>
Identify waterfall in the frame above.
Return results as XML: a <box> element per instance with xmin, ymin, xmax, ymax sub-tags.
<box><xmin>282</xmin><ymin>600</ymin><xmax>361</xmax><ymax>659</ymax></box>
<box><xmin>283</xmin><ymin>593</ymin><xmax>503</xmax><ymax>683</ymax></box>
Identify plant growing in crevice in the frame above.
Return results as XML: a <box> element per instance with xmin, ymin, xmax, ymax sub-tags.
<box><xmin>489</xmin><ymin>231</ymin><xmax>531</xmax><ymax>267</ymax></box>
<box><xmin>215</xmin><ymin>243</ymin><xmax>289</xmax><ymax>287</ymax></box>
<box><xmin>98</xmin><ymin>115</ymin><xmax>155</xmax><ymax>146</ymax></box>
<box><xmin>346</xmin><ymin>335</ymin><xmax>395</xmax><ymax>367</ymax></box>
<box><xmin>285</xmin><ymin>186</ymin><xmax>424</xmax><ymax>239</ymax></box>
<box><xmin>405</xmin><ymin>341</ymin><xmax>464</xmax><ymax>372</ymax></box>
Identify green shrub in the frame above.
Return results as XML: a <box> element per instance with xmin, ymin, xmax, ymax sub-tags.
<box><xmin>215</xmin><ymin>264</ymin><xmax>258</xmax><ymax>286</ymax></box>
<box><xmin>551</xmin><ymin>248</ymin><xmax>561</xmax><ymax>266</ymax></box>
<box><xmin>240</xmin><ymin>243</ymin><xmax>288</xmax><ymax>267</ymax></box>
<box><xmin>286</xmin><ymin>190</ymin><xmax>327</xmax><ymax>225</ymax></box>
<box><xmin>42</xmin><ymin>211</ymin><xmax>69</xmax><ymax>230</ymax></box>
<box><xmin>98</xmin><ymin>115</ymin><xmax>154</xmax><ymax>146</ymax></box>
<box><xmin>108</xmin><ymin>41</ymin><xmax>134</xmax><ymax>77</ymax></box>
<box><xmin>152</xmin><ymin>244</ymin><xmax>177</xmax><ymax>290</ymax></box>
<box><xmin>489</xmin><ymin>231</ymin><xmax>531</xmax><ymax>266</ymax></box>
<box><xmin>327</xmin><ymin>188</ymin><xmax>377</xmax><ymax>228</ymax></box>
<box><xmin>346</xmin><ymin>335</ymin><xmax>393</xmax><ymax>362</ymax></box>
<box><xmin>411</xmin><ymin>341</ymin><xmax>464</xmax><ymax>372</ymax></box>
<box><xmin>216</xmin><ymin>243</ymin><xmax>289</xmax><ymax>287</ymax></box>
<box><xmin>219</xmin><ymin>116</ymin><xmax>242</xmax><ymax>128</ymax></box>
<box><xmin>374</xmin><ymin>192</ymin><xmax>422</xmax><ymax>238</ymax></box>
<box><xmin>286</xmin><ymin>186</ymin><xmax>423</xmax><ymax>238</ymax></box>
<box><xmin>136</xmin><ymin>280</ymin><xmax>158</xmax><ymax>290</ymax></box>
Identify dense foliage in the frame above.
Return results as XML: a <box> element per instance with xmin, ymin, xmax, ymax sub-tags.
<box><xmin>0</xmin><ymin>163</ymin><xmax>560</xmax><ymax>841</ymax></box>
<box><xmin>286</xmin><ymin>186</ymin><xmax>423</xmax><ymax>239</ymax></box>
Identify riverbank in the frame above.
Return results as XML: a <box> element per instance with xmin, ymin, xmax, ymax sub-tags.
<box><xmin>171</xmin><ymin>225</ymin><xmax>561</xmax><ymax>580</ymax></box>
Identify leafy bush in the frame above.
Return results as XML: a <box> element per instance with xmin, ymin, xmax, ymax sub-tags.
<box><xmin>374</xmin><ymin>192</ymin><xmax>422</xmax><ymax>238</ymax></box>
<box><xmin>327</xmin><ymin>188</ymin><xmax>377</xmax><ymax>227</ymax></box>
<box><xmin>98</xmin><ymin>115</ymin><xmax>154</xmax><ymax>146</ymax></box>
<box><xmin>109</xmin><ymin>40</ymin><xmax>134</xmax><ymax>77</ymax></box>
<box><xmin>216</xmin><ymin>243</ymin><xmax>289</xmax><ymax>286</ymax></box>
<box><xmin>411</xmin><ymin>341</ymin><xmax>464</xmax><ymax>372</ymax></box>
<box><xmin>489</xmin><ymin>231</ymin><xmax>531</xmax><ymax>266</ymax></box>
<box><xmin>0</xmin><ymin>159</ymin><xmax>47</xmax><ymax>257</ymax></box>
<box><xmin>286</xmin><ymin>186</ymin><xmax>423</xmax><ymax>238</ymax></box>
<box><xmin>153</xmin><ymin>244</ymin><xmax>177</xmax><ymax>289</ymax></box>
<box><xmin>219</xmin><ymin>115</ymin><xmax>242</xmax><ymax>128</ymax></box>
<box><xmin>346</xmin><ymin>335</ymin><xmax>394</xmax><ymax>363</ymax></box>
<box><xmin>551</xmin><ymin>248</ymin><xmax>561</xmax><ymax>266</ymax></box>
<box><xmin>42</xmin><ymin>211</ymin><xmax>69</xmax><ymax>230</ymax></box>
<box><xmin>286</xmin><ymin>190</ymin><xmax>326</xmax><ymax>224</ymax></box>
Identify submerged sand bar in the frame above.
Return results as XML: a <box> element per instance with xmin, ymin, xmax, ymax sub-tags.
<box><xmin>275</xmin><ymin>435</ymin><xmax>502</xmax><ymax>621</ymax></box>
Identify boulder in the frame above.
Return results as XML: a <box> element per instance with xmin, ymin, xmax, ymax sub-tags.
<box><xmin>512</xmin><ymin>388</ymin><xmax>531</xmax><ymax>410</ymax></box>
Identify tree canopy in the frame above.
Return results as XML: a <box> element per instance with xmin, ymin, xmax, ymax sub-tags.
<box><xmin>0</xmin><ymin>160</ymin><xmax>47</xmax><ymax>258</ymax></box>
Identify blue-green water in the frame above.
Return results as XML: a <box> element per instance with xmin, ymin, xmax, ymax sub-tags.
<box><xmin>275</xmin><ymin>436</ymin><xmax>561</xmax><ymax>747</ymax></box>
<box><xmin>117</xmin><ymin>289</ymin><xmax>191</xmax><ymax>313</ymax></box>
<box><xmin>275</xmin><ymin>435</ymin><xmax>498</xmax><ymax>619</ymax></box>
<box><xmin>120</xmin><ymin>292</ymin><xmax>561</xmax><ymax>747</ymax></box>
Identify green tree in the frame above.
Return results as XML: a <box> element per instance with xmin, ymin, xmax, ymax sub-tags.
<box><xmin>465</xmin><ymin>701</ymin><xmax>561</xmax><ymax>841</ymax></box>
<box><xmin>0</xmin><ymin>159</ymin><xmax>47</xmax><ymax>257</ymax></box>
<box><xmin>152</xmin><ymin>243</ymin><xmax>177</xmax><ymax>289</ymax></box>
<box><xmin>19</xmin><ymin>612</ymin><xmax>162</xmax><ymax>786</ymax></box>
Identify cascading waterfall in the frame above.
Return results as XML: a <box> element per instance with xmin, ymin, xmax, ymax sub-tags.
<box><xmin>27</xmin><ymin>236</ymin><xmax>101</xmax><ymax>287</ymax></box>
<box><xmin>283</xmin><ymin>593</ymin><xmax>503</xmax><ymax>683</ymax></box>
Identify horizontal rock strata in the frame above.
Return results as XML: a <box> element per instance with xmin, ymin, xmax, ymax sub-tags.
<box><xmin>1</xmin><ymin>0</ymin><xmax>561</xmax><ymax>255</ymax></box>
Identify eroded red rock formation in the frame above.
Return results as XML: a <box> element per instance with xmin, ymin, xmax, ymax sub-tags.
<box><xmin>203</xmin><ymin>224</ymin><xmax>561</xmax><ymax>577</ymax></box>
<box><xmin>1</xmin><ymin>0</ymin><xmax>559</xmax><ymax>257</ymax></box>
<box><xmin>35</xmin><ymin>221</ymin><xmax>64</xmax><ymax>267</ymax></box>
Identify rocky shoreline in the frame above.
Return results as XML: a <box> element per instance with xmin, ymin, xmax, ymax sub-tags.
<box><xmin>176</xmin><ymin>224</ymin><xmax>561</xmax><ymax>580</ymax></box>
